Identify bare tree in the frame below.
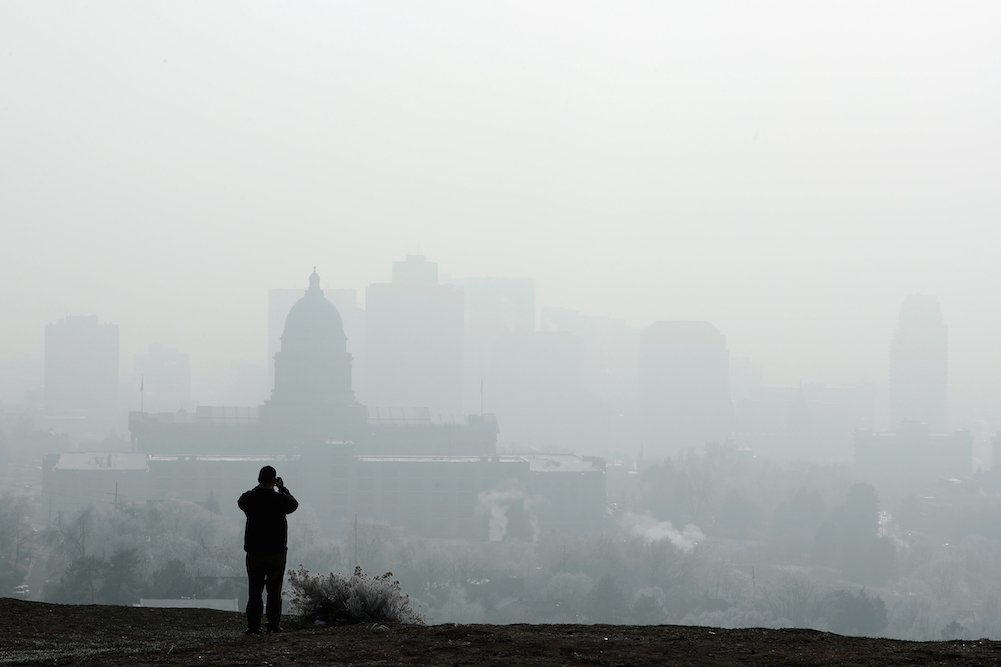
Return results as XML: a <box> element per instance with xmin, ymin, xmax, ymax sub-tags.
<box><xmin>760</xmin><ymin>572</ymin><xmax>820</xmax><ymax>626</ymax></box>
<box><xmin>43</xmin><ymin>505</ymin><xmax>94</xmax><ymax>569</ymax></box>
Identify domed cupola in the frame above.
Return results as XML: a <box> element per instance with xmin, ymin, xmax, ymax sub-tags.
<box><xmin>281</xmin><ymin>267</ymin><xmax>347</xmax><ymax>351</ymax></box>
<box><xmin>270</xmin><ymin>268</ymin><xmax>354</xmax><ymax>403</ymax></box>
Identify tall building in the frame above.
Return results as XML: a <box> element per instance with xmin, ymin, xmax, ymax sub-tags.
<box><xmin>364</xmin><ymin>256</ymin><xmax>464</xmax><ymax>417</ymax></box>
<box><xmin>540</xmin><ymin>307</ymin><xmax>641</xmax><ymax>447</ymax></box>
<box><xmin>132</xmin><ymin>343</ymin><xmax>191</xmax><ymax>413</ymax></box>
<box><xmin>464</xmin><ymin>277</ymin><xmax>536</xmax><ymax>411</ymax></box>
<box><xmin>639</xmin><ymin>321</ymin><xmax>733</xmax><ymax>453</ymax></box>
<box><xmin>889</xmin><ymin>295</ymin><xmax>948</xmax><ymax>431</ymax></box>
<box><xmin>541</xmin><ymin>307</ymin><xmax>641</xmax><ymax>401</ymax></box>
<box><xmin>465</xmin><ymin>277</ymin><xmax>536</xmax><ymax>335</ymax></box>
<box><xmin>44</xmin><ymin>316</ymin><xmax>119</xmax><ymax>420</ymax></box>
<box><xmin>488</xmin><ymin>331</ymin><xmax>610</xmax><ymax>449</ymax></box>
<box><xmin>0</xmin><ymin>357</ymin><xmax>43</xmax><ymax>406</ymax></box>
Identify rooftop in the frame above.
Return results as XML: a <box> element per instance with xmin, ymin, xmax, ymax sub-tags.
<box><xmin>53</xmin><ymin>452</ymin><xmax>149</xmax><ymax>471</ymax></box>
<box><xmin>515</xmin><ymin>453</ymin><xmax>604</xmax><ymax>474</ymax></box>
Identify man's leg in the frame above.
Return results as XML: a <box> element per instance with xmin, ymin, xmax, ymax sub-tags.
<box><xmin>245</xmin><ymin>553</ymin><xmax>266</xmax><ymax>633</ymax></box>
<box><xmin>264</xmin><ymin>553</ymin><xmax>287</xmax><ymax>631</ymax></box>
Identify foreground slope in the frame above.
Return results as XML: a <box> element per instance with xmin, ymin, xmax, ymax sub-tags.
<box><xmin>0</xmin><ymin>598</ymin><xmax>997</xmax><ymax>666</ymax></box>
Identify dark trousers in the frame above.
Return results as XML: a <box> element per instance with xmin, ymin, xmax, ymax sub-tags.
<box><xmin>246</xmin><ymin>551</ymin><xmax>287</xmax><ymax>630</ymax></box>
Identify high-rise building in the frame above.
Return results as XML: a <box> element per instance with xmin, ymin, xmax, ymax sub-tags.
<box><xmin>487</xmin><ymin>330</ymin><xmax>610</xmax><ymax>449</ymax></box>
<box><xmin>639</xmin><ymin>321</ymin><xmax>733</xmax><ymax>453</ymax></box>
<box><xmin>0</xmin><ymin>358</ymin><xmax>43</xmax><ymax>406</ymax></box>
<box><xmin>889</xmin><ymin>295</ymin><xmax>948</xmax><ymax>431</ymax></box>
<box><xmin>465</xmin><ymin>278</ymin><xmax>536</xmax><ymax>335</ymax></box>
<box><xmin>44</xmin><ymin>316</ymin><xmax>119</xmax><ymax>420</ymax></box>
<box><xmin>464</xmin><ymin>277</ymin><xmax>535</xmax><ymax>411</ymax></box>
<box><xmin>541</xmin><ymin>307</ymin><xmax>641</xmax><ymax>401</ymax></box>
<box><xmin>364</xmin><ymin>255</ymin><xmax>464</xmax><ymax>417</ymax></box>
<box><xmin>132</xmin><ymin>343</ymin><xmax>191</xmax><ymax>412</ymax></box>
<box><xmin>540</xmin><ymin>307</ymin><xmax>641</xmax><ymax>447</ymax></box>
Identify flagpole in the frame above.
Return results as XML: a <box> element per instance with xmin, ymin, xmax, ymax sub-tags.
<box><xmin>140</xmin><ymin>374</ymin><xmax>144</xmax><ymax>412</ymax></box>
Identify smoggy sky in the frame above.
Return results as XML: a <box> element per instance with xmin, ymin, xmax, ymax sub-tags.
<box><xmin>1</xmin><ymin>2</ymin><xmax>999</xmax><ymax>400</ymax></box>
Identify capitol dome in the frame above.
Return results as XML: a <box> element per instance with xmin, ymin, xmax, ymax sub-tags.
<box><xmin>271</xmin><ymin>268</ymin><xmax>353</xmax><ymax>403</ymax></box>
<box><xmin>281</xmin><ymin>268</ymin><xmax>347</xmax><ymax>348</ymax></box>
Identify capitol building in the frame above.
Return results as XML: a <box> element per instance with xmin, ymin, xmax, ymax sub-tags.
<box><xmin>44</xmin><ymin>270</ymin><xmax>605</xmax><ymax>539</ymax></box>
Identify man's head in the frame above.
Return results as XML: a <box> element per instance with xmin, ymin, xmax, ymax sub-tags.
<box><xmin>258</xmin><ymin>465</ymin><xmax>277</xmax><ymax>486</ymax></box>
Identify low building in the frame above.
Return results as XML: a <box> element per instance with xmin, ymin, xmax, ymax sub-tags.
<box><xmin>128</xmin><ymin>408</ymin><xmax>499</xmax><ymax>458</ymax></box>
<box><xmin>42</xmin><ymin>448</ymin><xmax>606</xmax><ymax>539</ymax></box>
<box><xmin>522</xmin><ymin>454</ymin><xmax>607</xmax><ymax>533</ymax></box>
<box><xmin>129</xmin><ymin>407</ymin><xmax>267</xmax><ymax>455</ymax></box>
<box><xmin>854</xmin><ymin>421</ymin><xmax>972</xmax><ymax>484</ymax></box>
<box><xmin>305</xmin><ymin>451</ymin><xmax>532</xmax><ymax>539</ymax></box>
<box><xmin>42</xmin><ymin>451</ymin><xmax>149</xmax><ymax>516</ymax></box>
<box><xmin>147</xmin><ymin>453</ymin><xmax>297</xmax><ymax>514</ymax></box>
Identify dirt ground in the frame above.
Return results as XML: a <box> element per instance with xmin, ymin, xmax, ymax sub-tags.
<box><xmin>2</xmin><ymin>598</ymin><xmax>999</xmax><ymax>666</ymax></box>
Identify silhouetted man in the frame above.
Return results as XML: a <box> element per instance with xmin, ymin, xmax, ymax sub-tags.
<box><xmin>238</xmin><ymin>465</ymin><xmax>298</xmax><ymax>634</ymax></box>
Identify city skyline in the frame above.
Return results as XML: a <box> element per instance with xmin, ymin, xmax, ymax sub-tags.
<box><xmin>5</xmin><ymin>264</ymin><xmax>969</xmax><ymax>407</ymax></box>
<box><xmin>2</xmin><ymin>3</ymin><xmax>998</xmax><ymax>402</ymax></box>
<box><xmin>0</xmin><ymin>260</ymin><xmax>980</xmax><ymax>420</ymax></box>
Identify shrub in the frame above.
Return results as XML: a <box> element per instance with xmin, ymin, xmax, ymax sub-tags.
<box><xmin>824</xmin><ymin>589</ymin><xmax>888</xmax><ymax>636</ymax></box>
<box><xmin>287</xmin><ymin>565</ymin><xmax>425</xmax><ymax>626</ymax></box>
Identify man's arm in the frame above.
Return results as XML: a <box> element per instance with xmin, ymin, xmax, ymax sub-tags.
<box><xmin>276</xmin><ymin>479</ymin><xmax>299</xmax><ymax>513</ymax></box>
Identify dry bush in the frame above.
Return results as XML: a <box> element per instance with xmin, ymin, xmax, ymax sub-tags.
<box><xmin>287</xmin><ymin>565</ymin><xmax>425</xmax><ymax>626</ymax></box>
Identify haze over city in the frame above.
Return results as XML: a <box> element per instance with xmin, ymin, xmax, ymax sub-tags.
<box><xmin>2</xmin><ymin>0</ymin><xmax>1001</xmax><ymax>643</ymax></box>
<box><xmin>2</xmin><ymin>2</ymin><xmax>999</xmax><ymax>400</ymax></box>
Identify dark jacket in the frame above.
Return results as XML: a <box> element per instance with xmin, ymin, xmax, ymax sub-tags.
<box><xmin>238</xmin><ymin>485</ymin><xmax>299</xmax><ymax>555</ymax></box>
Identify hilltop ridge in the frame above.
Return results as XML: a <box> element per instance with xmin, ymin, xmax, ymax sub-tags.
<box><xmin>0</xmin><ymin>598</ymin><xmax>997</xmax><ymax>666</ymax></box>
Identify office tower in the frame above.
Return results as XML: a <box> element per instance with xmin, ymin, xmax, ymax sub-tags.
<box><xmin>464</xmin><ymin>277</ymin><xmax>536</xmax><ymax>411</ymax></box>
<box><xmin>0</xmin><ymin>358</ymin><xmax>43</xmax><ymax>405</ymax></box>
<box><xmin>365</xmin><ymin>255</ymin><xmax>464</xmax><ymax>417</ymax></box>
<box><xmin>889</xmin><ymin>295</ymin><xmax>948</xmax><ymax>431</ymax></box>
<box><xmin>540</xmin><ymin>307</ymin><xmax>641</xmax><ymax>446</ymax></box>
<box><xmin>465</xmin><ymin>277</ymin><xmax>536</xmax><ymax>335</ymax></box>
<box><xmin>487</xmin><ymin>330</ymin><xmax>610</xmax><ymax>449</ymax></box>
<box><xmin>133</xmin><ymin>343</ymin><xmax>191</xmax><ymax>412</ymax></box>
<box><xmin>44</xmin><ymin>315</ymin><xmax>119</xmax><ymax>420</ymax></box>
<box><xmin>639</xmin><ymin>321</ymin><xmax>733</xmax><ymax>453</ymax></box>
<box><xmin>541</xmin><ymin>307</ymin><xmax>641</xmax><ymax>399</ymax></box>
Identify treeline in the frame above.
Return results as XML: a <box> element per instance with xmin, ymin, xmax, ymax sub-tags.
<box><xmin>37</xmin><ymin>499</ymin><xmax>243</xmax><ymax>604</ymax></box>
